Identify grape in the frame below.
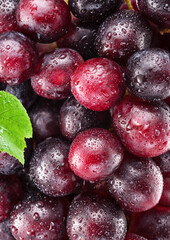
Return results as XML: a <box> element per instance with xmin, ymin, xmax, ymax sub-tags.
<box><xmin>68</xmin><ymin>0</ymin><xmax>122</xmax><ymax>25</ymax></box>
<box><xmin>29</xmin><ymin>98</ymin><xmax>61</xmax><ymax>143</ymax></box>
<box><xmin>68</xmin><ymin>128</ymin><xmax>124</xmax><ymax>181</ymax></box>
<box><xmin>129</xmin><ymin>205</ymin><xmax>170</xmax><ymax>240</ymax></box>
<box><xmin>29</xmin><ymin>137</ymin><xmax>81</xmax><ymax>197</ymax></box>
<box><xmin>125</xmin><ymin>233</ymin><xmax>148</xmax><ymax>240</ymax></box>
<box><xmin>107</xmin><ymin>152</ymin><xmax>163</xmax><ymax>212</ymax></box>
<box><xmin>59</xmin><ymin>96</ymin><xmax>111</xmax><ymax>141</ymax></box>
<box><xmin>67</xmin><ymin>192</ymin><xmax>127</xmax><ymax>240</ymax></box>
<box><xmin>112</xmin><ymin>95</ymin><xmax>170</xmax><ymax>157</ymax></box>
<box><xmin>0</xmin><ymin>32</ymin><xmax>38</xmax><ymax>85</ymax></box>
<box><xmin>0</xmin><ymin>152</ymin><xmax>22</xmax><ymax>175</ymax></box>
<box><xmin>10</xmin><ymin>194</ymin><xmax>69</xmax><ymax>240</ymax></box>
<box><xmin>95</xmin><ymin>10</ymin><xmax>152</xmax><ymax>64</ymax></box>
<box><xmin>137</xmin><ymin>0</ymin><xmax>170</xmax><ymax>28</ymax></box>
<box><xmin>159</xmin><ymin>177</ymin><xmax>170</xmax><ymax>206</ymax></box>
<box><xmin>0</xmin><ymin>218</ymin><xmax>15</xmax><ymax>240</ymax></box>
<box><xmin>16</xmin><ymin>0</ymin><xmax>71</xmax><ymax>43</ymax></box>
<box><xmin>153</xmin><ymin>151</ymin><xmax>170</xmax><ymax>177</ymax></box>
<box><xmin>71</xmin><ymin>57</ymin><xmax>125</xmax><ymax>111</ymax></box>
<box><xmin>0</xmin><ymin>0</ymin><xmax>18</xmax><ymax>34</ymax></box>
<box><xmin>57</xmin><ymin>19</ymin><xmax>98</xmax><ymax>60</ymax></box>
<box><xmin>126</xmin><ymin>48</ymin><xmax>170</xmax><ymax>101</ymax></box>
<box><xmin>5</xmin><ymin>80</ymin><xmax>37</xmax><ymax>109</ymax></box>
<box><xmin>0</xmin><ymin>175</ymin><xmax>23</xmax><ymax>222</ymax></box>
<box><xmin>31</xmin><ymin>48</ymin><xmax>84</xmax><ymax>100</ymax></box>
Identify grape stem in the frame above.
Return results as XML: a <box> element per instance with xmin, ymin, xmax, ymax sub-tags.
<box><xmin>125</xmin><ymin>0</ymin><xmax>134</xmax><ymax>10</ymax></box>
<box><xmin>159</xmin><ymin>28</ymin><xmax>170</xmax><ymax>35</ymax></box>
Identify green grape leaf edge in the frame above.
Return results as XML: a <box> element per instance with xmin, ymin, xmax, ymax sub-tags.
<box><xmin>0</xmin><ymin>91</ymin><xmax>33</xmax><ymax>165</ymax></box>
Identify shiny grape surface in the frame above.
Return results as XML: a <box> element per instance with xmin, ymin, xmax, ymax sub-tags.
<box><xmin>137</xmin><ymin>0</ymin><xmax>170</xmax><ymax>28</ymax></box>
<box><xmin>71</xmin><ymin>57</ymin><xmax>125</xmax><ymax>111</ymax></box>
<box><xmin>31</xmin><ymin>48</ymin><xmax>84</xmax><ymax>100</ymax></box>
<box><xmin>112</xmin><ymin>95</ymin><xmax>170</xmax><ymax>157</ymax></box>
<box><xmin>0</xmin><ymin>0</ymin><xmax>18</xmax><ymax>34</ymax></box>
<box><xmin>95</xmin><ymin>10</ymin><xmax>152</xmax><ymax>64</ymax></box>
<box><xmin>59</xmin><ymin>96</ymin><xmax>110</xmax><ymax>141</ymax></box>
<box><xmin>0</xmin><ymin>32</ymin><xmax>38</xmax><ymax>85</ymax></box>
<box><xmin>67</xmin><ymin>192</ymin><xmax>127</xmax><ymax>240</ymax></box>
<box><xmin>0</xmin><ymin>0</ymin><xmax>168</xmax><ymax>239</ymax></box>
<box><xmin>129</xmin><ymin>205</ymin><xmax>170</xmax><ymax>240</ymax></box>
<box><xmin>16</xmin><ymin>0</ymin><xmax>71</xmax><ymax>43</ymax></box>
<box><xmin>107</xmin><ymin>152</ymin><xmax>163</xmax><ymax>212</ymax></box>
<box><xmin>57</xmin><ymin>19</ymin><xmax>98</xmax><ymax>60</ymax></box>
<box><xmin>69</xmin><ymin>128</ymin><xmax>124</xmax><ymax>181</ymax></box>
<box><xmin>29</xmin><ymin>137</ymin><xmax>81</xmax><ymax>196</ymax></box>
<box><xmin>68</xmin><ymin>0</ymin><xmax>122</xmax><ymax>25</ymax></box>
<box><xmin>10</xmin><ymin>195</ymin><xmax>69</xmax><ymax>240</ymax></box>
<box><xmin>29</xmin><ymin>98</ymin><xmax>61</xmax><ymax>143</ymax></box>
<box><xmin>126</xmin><ymin>48</ymin><xmax>170</xmax><ymax>101</ymax></box>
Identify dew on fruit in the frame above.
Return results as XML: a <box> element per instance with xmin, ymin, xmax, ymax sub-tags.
<box><xmin>67</xmin><ymin>192</ymin><xmax>127</xmax><ymax>240</ymax></box>
<box><xmin>0</xmin><ymin>0</ymin><xmax>168</xmax><ymax>239</ymax></box>
<box><xmin>96</xmin><ymin>10</ymin><xmax>152</xmax><ymax>64</ymax></box>
<box><xmin>68</xmin><ymin>128</ymin><xmax>124</xmax><ymax>181</ymax></box>
<box><xmin>29</xmin><ymin>137</ymin><xmax>81</xmax><ymax>197</ymax></box>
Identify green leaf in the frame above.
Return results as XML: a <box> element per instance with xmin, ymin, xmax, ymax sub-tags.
<box><xmin>0</xmin><ymin>91</ymin><xmax>32</xmax><ymax>165</ymax></box>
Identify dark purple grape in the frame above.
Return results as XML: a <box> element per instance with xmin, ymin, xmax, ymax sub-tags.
<box><xmin>153</xmin><ymin>151</ymin><xmax>170</xmax><ymax>177</ymax></box>
<box><xmin>0</xmin><ymin>175</ymin><xmax>23</xmax><ymax>222</ymax></box>
<box><xmin>137</xmin><ymin>0</ymin><xmax>170</xmax><ymax>28</ymax></box>
<box><xmin>29</xmin><ymin>98</ymin><xmax>61</xmax><ymax>143</ymax></box>
<box><xmin>59</xmin><ymin>96</ymin><xmax>111</xmax><ymax>141</ymax></box>
<box><xmin>95</xmin><ymin>10</ymin><xmax>152</xmax><ymax>64</ymax></box>
<box><xmin>57</xmin><ymin>19</ymin><xmax>98</xmax><ymax>60</ymax></box>
<box><xmin>67</xmin><ymin>192</ymin><xmax>127</xmax><ymax>240</ymax></box>
<box><xmin>129</xmin><ymin>205</ymin><xmax>170</xmax><ymax>240</ymax></box>
<box><xmin>107</xmin><ymin>153</ymin><xmax>163</xmax><ymax>212</ymax></box>
<box><xmin>5</xmin><ymin>80</ymin><xmax>37</xmax><ymax>109</ymax></box>
<box><xmin>10</xmin><ymin>194</ymin><xmax>69</xmax><ymax>240</ymax></box>
<box><xmin>68</xmin><ymin>0</ymin><xmax>123</xmax><ymax>25</ymax></box>
<box><xmin>126</xmin><ymin>48</ymin><xmax>170</xmax><ymax>101</ymax></box>
<box><xmin>29</xmin><ymin>138</ymin><xmax>81</xmax><ymax>197</ymax></box>
<box><xmin>0</xmin><ymin>219</ymin><xmax>15</xmax><ymax>240</ymax></box>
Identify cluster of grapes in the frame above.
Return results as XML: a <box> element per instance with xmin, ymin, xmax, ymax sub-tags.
<box><xmin>0</xmin><ymin>0</ymin><xmax>169</xmax><ymax>239</ymax></box>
